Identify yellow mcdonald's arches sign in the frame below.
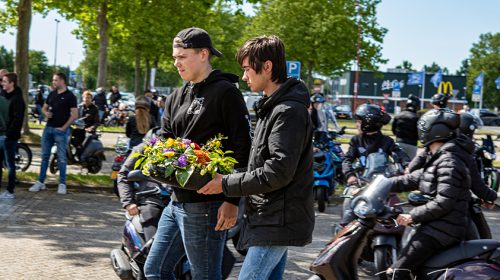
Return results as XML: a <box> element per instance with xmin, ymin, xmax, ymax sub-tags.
<box><xmin>438</xmin><ymin>81</ymin><xmax>453</xmax><ymax>95</ymax></box>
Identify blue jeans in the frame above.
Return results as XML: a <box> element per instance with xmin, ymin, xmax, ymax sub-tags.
<box><xmin>0</xmin><ymin>139</ymin><xmax>18</xmax><ymax>193</ymax></box>
<box><xmin>36</xmin><ymin>104</ymin><xmax>45</xmax><ymax>123</ymax></box>
<box><xmin>39</xmin><ymin>126</ymin><xmax>70</xmax><ymax>184</ymax></box>
<box><xmin>238</xmin><ymin>246</ymin><xmax>288</xmax><ymax>280</ymax></box>
<box><xmin>144</xmin><ymin>200</ymin><xmax>226</xmax><ymax>280</ymax></box>
<box><xmin>98</xmin><ymin>110</ymin><xmax>105</xmax><ymax>123</ymax></box>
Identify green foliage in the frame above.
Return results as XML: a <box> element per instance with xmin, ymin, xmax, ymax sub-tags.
<box><xmin>29</xmin><ymin>50</ymin><xmax>51</xmax><ymax>85</ymax></box>
<box><xmin>0</xmin><ymin>46</ymin><xmax>15</xmax><ymax>71</ymax></box>
<box><xmin>466</xmin><ymin>32</ymin><xmax>500</xmax><ymax>108</ymax></box>
<box><xmin>423</xmin><ymin>62</ymin><xmax>449</xmax><ymax>75</ymax></box>
<box><xmin>395</xmin><ymin>60</ymin><xmax>414</xmax><ymax>71</ymax></box>
<box><xmin>244</xmin><ymin>0</ymin><xmax>387</xmax><ymax>88</ymax></box>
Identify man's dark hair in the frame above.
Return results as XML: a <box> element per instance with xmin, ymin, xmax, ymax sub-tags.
<box><xmin>3</xmin><ymin>72</ymin><xmax>18</xmax><ymax>87</ymax></box>
<box><xmin>54</xmin><ymin>72</ymin><xmax>67</xmax><ymax>84</ymax></box>
<box><xmin>236</xmin><ymin>35</ymin><xmax>287</xmax><ymax>83</ymax></box>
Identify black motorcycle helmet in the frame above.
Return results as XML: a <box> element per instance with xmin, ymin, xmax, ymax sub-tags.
<box><xmin>431</xmin><ymin>93</ymin><xmax>449</xmax><ymax>108</ymax></box>
<box><xmin>459</xmin><ymin>112</ymin><xmax>483</xmax><ymax>137</ymax></box>
<box><xmin>406</xmin><ymin>94</ymin><xmax>420</xmax><ymax>111</ymax></box>
<box><xmin>355</xmin><ymin>103</ymin><xmax>391</xmax><ymax>133</ymax></box>
<box><xmin>418</xmin><ymin>109</ymin><xmax>460</xmax><ymax>146</ymax></box>
<box><xmin>311</xmin><ymin>94</ymin><xmax>325</xmax><ymax>103</ymax></box>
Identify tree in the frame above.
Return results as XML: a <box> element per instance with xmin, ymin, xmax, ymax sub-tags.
<box><xmin>16</xmin><ymin>0</ymin><xmax>33</xmax><ymax>134</ymax></box>
<box><xmin>455</xmin><ymin>59</ymin><xmax>470</xmax><ymax>76</ymax></box>
<box><xmin>29</xmin><ymin>50</ymin><xmax>51</xmax><ymax>85</ymax></box>
<box><xmin>423</xmin><ymin>62</ymin><xmax>449</xmax><ymax>75</ymax></box>
<box><xmin>0</xmin><ymin>46</ymin><xmax>15</xmax><ymax>71</ymax></box>
<box><xmin>395</xmin><ymin>60</ymin><xmax>414</xmax><ymax>71</ymax></box>
<box><xmin>246</xmin><ymin>0</ymin><xmax>387</xmax><ymax>89</ymax></box>
<box><xmin>466</xmin><ymin>32</ymin><xmax>500</xmax><ymax>108</ymax></box>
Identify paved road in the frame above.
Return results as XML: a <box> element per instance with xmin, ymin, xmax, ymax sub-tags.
<box><xmin>0</xmin><ymin>187</ymin><xmax>498</xmax><ymax>279</ymax></box>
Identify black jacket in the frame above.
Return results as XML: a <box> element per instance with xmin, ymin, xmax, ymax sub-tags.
<box><xmin>222</xmin><ymin>78</ymin><xmax>315</xmax><ymax>249</ymax></box>
<box><xmin>342</xmin><ymin>131</ymin><xmax>410</xmax><ymax>179</ymax></box>
<box><xmin>3</xmin><ymin>86</ymin><xmax>26</xmax><ymax>140</ymax></box>
<box><xmin>409</xmin><ymin>134</ymin><xmax>497</xmax><ymax>203</ymax></box>
<box><xmin>78</xmin><ymin>103</ymin><xmax>100</xmax><ymax>130</ymax></box>
<box><xmin>161</xmin><ymin>70</ymin><xmax>252</xmax><ymax>205</ymax></box>
<box><xmin>93</xmin><ymin>92</ymin><xmax>108</xmax><ymax>111</ymax></box>
<box><xmin>110</xmin><ymin>91</ymin><xmax>121</xmax><ymax>104</ymax></box>
<box><xmin>117</xmin><ymin>143</ymin><xmax>165</xmax><ymax>209</ymax></box>
<box><xmin>390</xmin><ymin>141</ymin><xmax>471</xmax><ymax>246</ymax></box>
<box><xmin>392</xmin><ymin>108</ymin><xmax>419</xmax><ymax>145</ymax></box>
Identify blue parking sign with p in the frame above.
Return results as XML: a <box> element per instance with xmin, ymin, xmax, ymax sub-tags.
<box><xmin>286</xmin><ymin>61</ymin><xmax>301</xmax><ymax>79</ymax></box>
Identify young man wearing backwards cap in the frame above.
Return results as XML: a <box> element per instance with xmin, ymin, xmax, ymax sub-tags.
<box><xmin>144</xmin><ymin>27</ymin><xmax>251</xmax><ymax>280</ymax></box>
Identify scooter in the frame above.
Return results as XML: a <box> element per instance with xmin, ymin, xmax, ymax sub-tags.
<box><xmin>111</xmin><ymin>136</ymin><xmax>131</xmax><ymax>197</ymax></box>
<box><xmin>310</xmin><ymin>175</ymin><xmax>500</xmax><ymax>280</ymax></box>
<box><xmin>312</xmin><ymin>127</ymin><xmax>345</xmax><ymax>212</ymax></box>
<box><xmin>339</xmin><ymin>151</ymin><xmax>405</xmax><ymax>279</ymax></box>
<box><xmin>111</xmin><ymin>170</ymin><xmax>237</xmax><ymax>280</ymax></box>
<box><xmin>475</xmin><ymin>134</ymin><xmax>499</xmax><ymax>192</ymax></box>
<box><xmin>49</xmin><ymin>117</ymin><xmax>106</xmax><ymax>174</ymax></box>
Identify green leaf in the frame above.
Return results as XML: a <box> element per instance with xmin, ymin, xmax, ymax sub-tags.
<box><xmin>134</xmin><ymin>157</ymin><xmax>146</xmax><ymax>170</ymax></box>
<box><xmin>164</xmin><ymin>164</ymin><xmax>175</xmax><ymax>178</ymax></box>
<box><xmin>176</xmin><ymin>165</ymin><xmax>195</xmax><ymax>187</ymax></box>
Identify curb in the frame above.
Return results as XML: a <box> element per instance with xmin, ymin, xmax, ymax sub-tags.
<box><xmin>16</xmin><ymin>181</ymin><xmax>116</xmax><ymax>195</ymax></box>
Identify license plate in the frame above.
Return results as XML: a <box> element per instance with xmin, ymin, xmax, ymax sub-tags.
<box><xmin>111</xmin><ymin>171</ymin><xmax>118</xmax><ymax>179</ymax></box>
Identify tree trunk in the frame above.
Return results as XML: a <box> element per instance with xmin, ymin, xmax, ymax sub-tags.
<box><xmin>306</xmin><ymin>62</ymin><xmax>314</xmax><ymax>93</ymax></box>
<box><xmin>16</xmin><ymin>0</ymin><xmax>32</xmax><ymax>134</ymax></box>
<box><xmin>96</xmin><ymin>0</ymin><xmax>109</xmax><ymax>88</ymax></box>
<box><xmin>134</xmin><ymin>49</ymin><xmax>141</xmax><ymax>96</ymax></box>
<box><xmin>144</xmin><ymin>58</ymin><xmax>150</xmax><ymax>91</ymax></box>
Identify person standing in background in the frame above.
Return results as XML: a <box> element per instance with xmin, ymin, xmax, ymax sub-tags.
<box><xmin>29</xmin><ymin>73</ymin><xmax>78</xmax><ymax>195</ymax></box>
<box><xmin>392</xmin><ymin>95</ymin><xmax>420</xmax><ymax>159</ymax></box>
<box><xmin>0</xmin><ymin>72</ymin><xmax>26</xmax><ymax>199</ymax></box>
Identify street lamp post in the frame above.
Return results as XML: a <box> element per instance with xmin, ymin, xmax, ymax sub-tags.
<box><xmin>374</xmin><ymin>82</ymin><xmax>377</xmax><ymax>96</ymax></box>
<box><xmin>53</xmin><ymin>19</ymin><xmax>60</xmax><ymax>70</ymax></box>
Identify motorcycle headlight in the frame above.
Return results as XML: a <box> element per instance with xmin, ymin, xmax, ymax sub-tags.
<box><xmin>484</xmin><ymin>151</ymin><xmax>496</xmax><ymax>160</ymax></box>
<box><xmin>353</xmin><ymin>200</ymin><xmax>370</xmax><ymax>219</ymax></box>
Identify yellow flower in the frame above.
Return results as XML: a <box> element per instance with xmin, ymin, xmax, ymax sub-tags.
<box><xmin>164</xmin><ymin>151</ymin><xmax>175</xmax><ymax>157</ymax></box>
<box><xmin>166</xmin><ymin>138</ymin><xmax>175</xmax><ymax>147</ymax></box>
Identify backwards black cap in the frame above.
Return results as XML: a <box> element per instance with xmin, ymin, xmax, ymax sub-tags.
<box><xmin>174</xmin><ymin>27</ymin><xmax>222</xmax><ymax>57</ymax></box>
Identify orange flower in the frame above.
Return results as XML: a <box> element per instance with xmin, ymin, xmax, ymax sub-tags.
<box><xmin>194</xmin><ymin>150</ymin><xmax>210</xmax><ymax>165</ymax></box>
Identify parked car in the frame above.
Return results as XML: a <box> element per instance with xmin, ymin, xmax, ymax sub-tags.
<box><xmin>107</xmin><ymin>91</ymin><xmax>136</xmax><ymax>111</ymax></box>
<box><xmin>332</xmin><ymin>104</ymin><xmax>353</xmax><ymax>119</ymax></box>
<box><xmin>471</xmin><ymin>109</ymin><xmax>500</xmax><ymax>126</ymax></box>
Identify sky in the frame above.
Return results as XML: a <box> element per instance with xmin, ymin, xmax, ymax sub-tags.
<box><xmin>0</xmin><ymin>1</ymin><xmax>498</xmax><ymax>73</ymax></box>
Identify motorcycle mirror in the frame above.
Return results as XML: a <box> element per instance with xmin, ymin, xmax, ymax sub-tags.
<box><xmin>127</xmin><ymin>170</ymin><xmax>148</xmax><ymax>182</ymax></box>
<box><xmin>339</xmin><ymin>126</ymin><xmax>346</xmax><ymax>135</ymax></box>
<box><xmin>407</xmin><ymin>192</ymin><xmax>430</xmax><ymax>206</ymax></box>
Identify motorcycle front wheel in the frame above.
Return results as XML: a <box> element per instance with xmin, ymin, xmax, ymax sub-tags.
<box><xmin>16</xmin><ymin>143</ymin><xmax>32</xmax><ymax>171</ymax></box>
<box><xmin>49</xmin><ymin>155</ymin><xmax>59</xmax><ymax>174</ymax></box>
<box><xmin>316</xmin><ymin>186</ymin><xmax>327</xmax><ymax>213</ymax></box>
<box><xmin>487</xmin><ymin>169</ymin><xmax>499</xmax><ymax>192</ymax></box>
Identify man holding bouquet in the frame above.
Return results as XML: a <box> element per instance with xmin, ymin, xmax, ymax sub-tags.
<box><xmin>144</xmin><ymin>27</ymin><xmax>251</xmax><ymax>280</ymax></box>
<box><xmin>198</xmin><ymin>35</ymin><xmax>315</xmax><ymax>280</ymax></box>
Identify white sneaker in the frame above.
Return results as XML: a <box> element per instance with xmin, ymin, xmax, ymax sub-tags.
<box><xmin>29</xmin><ymin>181</ymin><xmax>46</xmax><ymax>192</ymax></box>
<box><xmin>0</xmin><ymin>191</ymin><xmax>15</xmax><ymax>199</ymax></box>
<box><xmin>57</xmin><ymin>184</ymin><xmax>67</xmax><ymax>195</ymax></box>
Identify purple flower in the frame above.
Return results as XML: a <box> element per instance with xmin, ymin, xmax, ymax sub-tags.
<box><xmin>163</xmin><ymin>148</ymin><xmax>175</xmax><ymax>153</ymax></box>
<box><xmin>176</xmin><ymin>154</ymin><xmax>188</xmax><ymax>168</ymax></box>
<box><xmin>182</xmin><ymin>139</ymin><xmax>192</xmax><ymax>144</ymax></box>
<box><xmin>147</xmin><ymin>136</ymin><xmax>158</xmax><ymax>145</ymax></box>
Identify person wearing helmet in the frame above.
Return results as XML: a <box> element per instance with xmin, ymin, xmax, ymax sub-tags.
<box><xmin>391</xmin><ymin>94</ymin><xmax>421</xmax><ymax>158</ymax></box>
<box><xmin>92</xmin><ymin>87</ymin><xmax>108</xmax><ymax>124</ymax></box>
<box><xmin>310</xmin><ymin>93</ymin><xmax>340</xmax><ymax>132</ymax></box>
<box><xmin>340</xmin><ymin>103</ymin><xmax>410</xmax><ymax>226</ymax></box>
<box><xmin>126</xmin><ymin>96</ymin><xmax>157</xmax><ymax>148</ymax></box>
<box><xmin>430</xmin><ymin>93</ymin><xmax>449</xmax><ymax>109</ymax></box>
<box><xmin>386</xmin><ymin>108</ymin><xmax>472</xmax><ymax>279</ymax></box>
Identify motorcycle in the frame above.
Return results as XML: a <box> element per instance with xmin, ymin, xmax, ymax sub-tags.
<box><xmin>111</xmin><ymin>136</ymin><xmax>131</xmax><ymax>197</ymax></box>
<box><xmin>312</xmin><ymin>127</ymin><xmax>346</xmax><ymax>212</ymax></box>
<box><xmin>49</xmin><ymin>117</ymin><xmax>106</xmax><ymax>174</ymax></box>
<box><xmin>310</xmin><ymin>175</ymin><xmax>500</xmax><ymax>280</ymax></box>
<box><xmin>111</xmin><ymin>170</ymin><xmax>237</xmax><ymax>280</ymax></box>
<box><xmin>339</xmin><ymin>151</ymin><xmax>405</xmax><ymax>279</ymax></box>
<box><xmin>105</xmin><ymin>103</ymin><xmax>131</xmax><ymax>127</ymax></box>
<box><xmin>15</xmin><ymin>142</ymin><xmax>32</xmax><ymax>171</ymax></box>
<box><xmin>475</xmin><ymin>134</ymin><xmax>499</xmax><ymax>192</ymax></box>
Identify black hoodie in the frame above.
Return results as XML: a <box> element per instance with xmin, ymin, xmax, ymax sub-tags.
<box><xmin>3</xmin><ymin>86</ymin><xmax>25</xmax><ymax>140</ymax></box>
<box><xmin>161</xmin><ymin>70</ymin><xmax>252</xmax><ymax>204</ymax></box>
<box><xmin>222</xmin><ymin>78</ymin><xmax>315</xmax><ymax>249</ymax></box>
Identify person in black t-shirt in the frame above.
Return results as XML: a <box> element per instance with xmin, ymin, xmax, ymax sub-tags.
<box><xmin>29</xmin><ymin>73</ymin><xmax>78</xmax><ymax>195</ymax></box>
<box><xmin>72</xmin><ymin>90</ymin><xmax>100</xmax><ymax>159</ymax></box>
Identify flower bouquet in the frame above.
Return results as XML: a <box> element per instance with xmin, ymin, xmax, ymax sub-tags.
<box><xmin>132</xmin><ymin>134</ymin><xmax>238</xmax><ymax>190</ymax></box>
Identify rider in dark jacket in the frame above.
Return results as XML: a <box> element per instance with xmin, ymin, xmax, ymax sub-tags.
<box><xmin>392</xmin><ymin>95</ymin><xmax>420</xmax><ymax>158</ymax></box>
<box><xmin>388</xmin><ymin>109</ymin><xmax>471</xmax><ymax>279</ymax></box>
